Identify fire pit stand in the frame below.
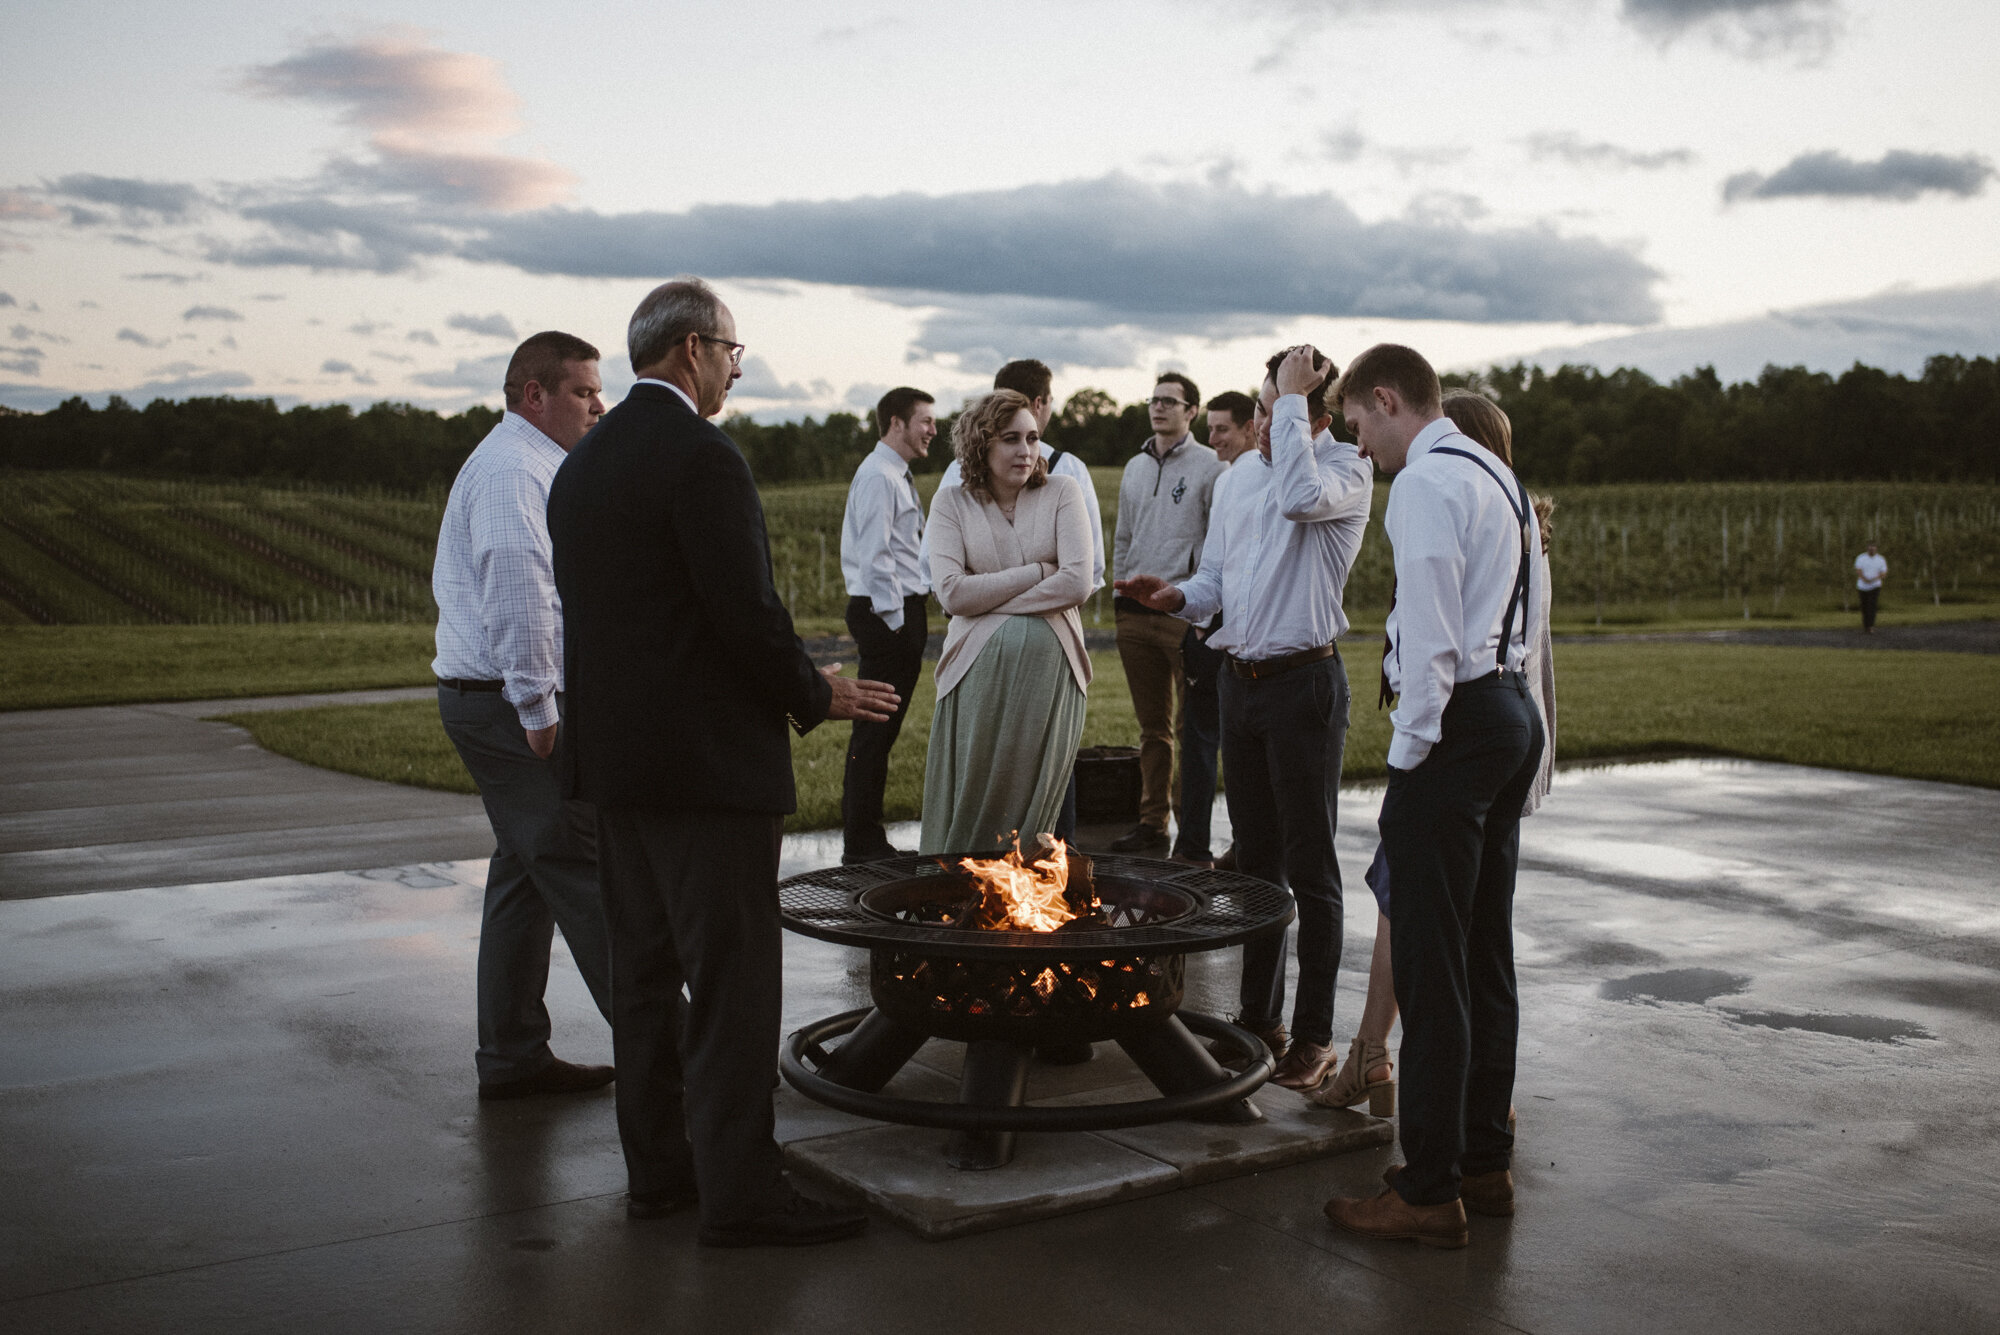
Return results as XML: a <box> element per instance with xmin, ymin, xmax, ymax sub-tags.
<box><xmin>778</xmin><ymin>853</ymin><xmax>1296</xmax><ymax>1170</ymax></box>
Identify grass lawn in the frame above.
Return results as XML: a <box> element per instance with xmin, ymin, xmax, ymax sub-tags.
<box><xmin>1</xmin><ymin>623</ymin><xmax>436</xmax><ymax>710</ymax></box>
<box><xmin>218</xmin><ymin>641</ymin><xmax>2000</xmax><ymax>833</ymax></box>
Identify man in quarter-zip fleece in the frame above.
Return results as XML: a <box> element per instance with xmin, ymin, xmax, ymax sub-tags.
<box><xmin>1109</xmin><ymin>372</ymin><xmax>1225</xmax><ymax>851</ymax></box>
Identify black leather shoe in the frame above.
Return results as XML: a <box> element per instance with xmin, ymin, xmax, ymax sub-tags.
<box><xmin>627</xmin><ymin>1187</ymin><xmax>699</xmax><ymax>1220</ymax></box>
<box><xmin>841</xmin><ymin>845</ymin><xmax>910</xmax><ymax>865</ymax></box>
<box><xmin>1108</xmin><ymin>824</ymin><xmax>1169</xmax><ymax>854</ymax></box>
<box><xmin>697</xmin><ymin>1189</ymin><xmax>868</xmax><ymax>1248</ymax></box>
<box><xmin>1214</xmin><ymin>844</ymin><xmax>1238</xmax><ymax>871</ymax></box>
<box><xmin>477</xmin><ymin>1058</ymin><xmax>615</xmax><ymax>1101</ymax></box>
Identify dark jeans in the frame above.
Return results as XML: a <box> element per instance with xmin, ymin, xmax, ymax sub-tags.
<box><xmin>437</xmin><ymin>687</ymin><xmax>611</xmax><ymax>1083</ymax></box>
<box><xmin>1380</xmin><ymin>674</ymin><xmax>1544</xmax><ymax>1208</ymax></box>
<box><xmin>595</xmin><ymin>806</ymin><xmax>790</xmax><ymax>1227</ymax></box>
<box><xmin>1218</xmin><ymin>653</ymin><xmax>1349</xmax><ymax>1047</ymax></box>
<box><xmin>1173</xmin><ymin>625</ymin><xmax>1224</xmax><ymax>861</ymax></box>
<box><xmin>842</xmin><ymin>594</ymin><xmax>928</xmax><ymax>856</ymax></box>
<box><xmin>1860</xmin><ymin>587</ymin><xmax>1880</xmax><ymax>630</ymax></box>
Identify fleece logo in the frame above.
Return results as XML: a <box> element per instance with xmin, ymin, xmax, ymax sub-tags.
<box><xmin>1171</xmin><ymin>477</ymin><xmax>1187</xmax><ymax>504</ymax></box>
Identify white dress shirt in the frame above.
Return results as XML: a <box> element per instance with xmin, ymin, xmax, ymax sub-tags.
<box><xmin>634</xmin><ymin>376</ymin><xmax>699</xmax><ymax>415</ymax></box>
<box><xmin>432</xmin><ymin>411</ymin><xmax>568</xmax><ymax>731</ymax></box>
<box><xmin>922</xmin><ymin>443</ymin><xmax>1106</xmax><ymax>590</ymax></box>
<box><xmin>840</xmin><ymin>441</ymin><xmax>930</xmax><ymax>629</ymax></box>
<box><xmin>1174</xmin><ymin>394</ymin><xmax>1373</xmax><ymax>661</ymax></box>
<box><xmin>1854</xmin><ymin>552</ymin><xmax>1887</xmax><ymax>590</ymax></box>
<box><xmin>1382</xmin><ymin>418</ymin><xmax>1545</xmax><ymax>770</ymax></box>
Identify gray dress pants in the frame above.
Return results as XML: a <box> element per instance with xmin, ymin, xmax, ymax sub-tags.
<box><xmin>437</xmin><ymin>687</ymin><xmax>612</xmax><ymax>1083</ymax></box>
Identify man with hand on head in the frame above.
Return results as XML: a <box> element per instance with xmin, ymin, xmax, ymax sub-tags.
<box><xmin>548</xmin><ymin>277</ymin><xmax>899</xmax><ymax>1248</ymax></box>
<box><xmin>1116</xmin><ymin>348</ymin><xmax>1372</xmax><ymax>1091</ymax></box>
<box><xmin>1321</xmin><ymin>344</ymin><xmax>1546</xmax><ymax>1251</ymax></box>
<box><xmin>1172</xmin><ymin>389</ymin><xmax>1261</xmax><ymax>870</ymax></box>
<box><xmin>433</xmin><ymin>330</ymin><xmax>615</xmax><ymax>1104</ymax></box>
<box><xmin>838</xmin><ymin>386</ymin><xmax>937</xmax><ymax>864</ymax></box>
<box><xmin>1109</xmin><ymin>371</ymin><xmax>1224</xmax><ymax>854</ymax></box>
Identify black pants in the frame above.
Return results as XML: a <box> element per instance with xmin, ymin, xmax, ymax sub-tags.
<box><xmin>1173</xmin><ymin>625</ymin><xmax>1225</xmax><ymax>861</ymax></box>
<box><xmin>1380</xmin><ymin>674</ymin><xmax>1544</xmax><ymax>1207</ymax></box>
<box><xmin>595</xmin><ymin>806</ymin><xmax>789</xmax><ymax>1226</ymax></box>
<box><xmin>1860</xmin><ymin>587</ymin><xmax>1880</xmax><ymax>630</ymax></box>
<box><xmin>842</xmin><ymin>594</ymin><xmax>928</xmax><ymax>856</ymax></box>
<box><xmin>1219</xmin><ymin>653</ymin><xmax>1349</xmax><ymax>1047</ymax></box>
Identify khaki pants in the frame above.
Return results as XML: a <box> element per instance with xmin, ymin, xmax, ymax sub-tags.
<box><xmin>1115</xmin><ymin>606</ymin><xmax>1187</xmax><ymax>831</ymax></box>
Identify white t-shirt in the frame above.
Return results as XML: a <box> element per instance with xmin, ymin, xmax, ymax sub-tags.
<box><xmin>1855</xmin><ymin>552</ymin><xmax>1888</xmax><ymax>591</ymax></box>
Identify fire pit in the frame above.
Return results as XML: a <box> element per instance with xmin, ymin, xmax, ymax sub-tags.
<box><xmin>778</xmin><ymin>840</ymin><xmax>1295</xmax><ymax>1169</ymax></box>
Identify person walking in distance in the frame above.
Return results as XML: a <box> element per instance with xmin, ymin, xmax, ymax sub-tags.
<box><xmin>838</xmin><ymin>386</ymin><xmax>937</xmax><ymax>863</ymax></box>
<box><xmin>547</xmin><ymin>278</ymin><xmax>900</xmax><ymax>1247</ymax></box>
<box><xmin>1109</xmin><ymin>371</ymin><xmax>1224</xmax><ymax>853</ymax></box>
<box><xmin>1321</xmin><ymin>345</ymin><xmax>1546</xmax><ymax>1250</ymax></box>
<box><xmin>1854</xmin><ymin>542</ymin><xmax>1887</xmax><ymax>633</ymax></box>
<box><xmin>1116</xmin><ymin>348</ymin><xmax>1372</xmax><ymax>1090</ymax></box>
<box><xmin>432</xmin><ymin>330</ymin><xmax>616</xmax><ymax>1103</ymax></box>
<box><xmin>1173</xmin><ymin>390</ymin><xmax>1260</xmax><ymax>870</ymax></box>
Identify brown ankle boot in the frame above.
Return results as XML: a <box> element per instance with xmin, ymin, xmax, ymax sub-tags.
<box><xmin>1383</xmin><ymin>1163</ymin><xmax>1515</xmax><ymax>1218</ymax></box>
<box><xmin>1323</xmin><ymin>1188</ymin><xmax>1468</xmax><ymax>1248</ymax></box>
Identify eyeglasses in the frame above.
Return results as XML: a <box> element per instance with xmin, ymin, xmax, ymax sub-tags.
<box><xmin>698</xmin><ymin>334</ymin><xmax>746</xmax><ymax>366</ymax></box>
<box><xmin>1148</xmin><ymin>395</ymin><xmax>1191</xmax><ymax>409</ymax></box>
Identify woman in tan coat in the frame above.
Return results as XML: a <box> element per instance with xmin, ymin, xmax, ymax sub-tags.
<box><xmin>920</xmin><ymin>390</ymin><xmax>1095</xmax><ymax>854</ymax></box>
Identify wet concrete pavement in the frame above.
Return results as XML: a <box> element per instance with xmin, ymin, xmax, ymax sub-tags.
<box><xmin>4</xmin><ymin>746</ymin><xmax>1998</xmax><ymax>1332</ymax></box>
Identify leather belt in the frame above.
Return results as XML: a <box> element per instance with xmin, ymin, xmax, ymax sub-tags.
<box><xmin>437</xmin><ymin>677</ymin><xmax>505</xmax><ymax>693</ymax></box>
<box><xmin>1226</xmin><ymin>642</ymin><xmax>1339</xmax><ymax>681</ymax></box>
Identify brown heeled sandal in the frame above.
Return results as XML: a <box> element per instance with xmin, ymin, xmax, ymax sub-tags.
<box><xmin>1303</xmin><ymin>1036</ymin><xmax>1395</xmax><ymax>1116</ymax></box>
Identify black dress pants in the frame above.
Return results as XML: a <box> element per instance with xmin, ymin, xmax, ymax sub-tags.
<box><xmin>1380</xmin><ymin>674</ymin><xmax>1544</xmax><ymax>1207</ymax></box>
<box><xmin>1219</xmin><ymin>653</ymin><xmax>1349</xmax><ymax>1047</ymax></box>
<box><xmin>842</xmin><ymin>593</ymin><xmax>928</xmax><ymax>856</ymax></box>
<box><xmin>1859</xmin><ymin>587</ymin><xmax>1880</xmax><ymax>630</ymax></box>
<box><xmin>1173</xmin><ymin>625</ymin><xmax>1225</xmax><ymax>862</ymax></box>
<box><xmin>595</xmin><ymin>806</ymin><xmax>789</xmax><ymax>1226</ymax></box>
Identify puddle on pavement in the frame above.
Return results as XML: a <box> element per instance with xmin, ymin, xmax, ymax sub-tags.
<box><xmin>1599</xmin><ymin>968</ymin><xmax>1751</xmax><ymax>1004</ymax></box>
<box><xmin>1720</xmin><ymin>1010</ymin><xmax>1934</xmax><ymax>1044</ymax></box>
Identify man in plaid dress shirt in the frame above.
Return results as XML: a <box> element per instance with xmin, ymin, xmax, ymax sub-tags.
<box><xmin>434</xmin><ymin>330</ymin><xmax>616</xmax><ymax>1100</ymax></box>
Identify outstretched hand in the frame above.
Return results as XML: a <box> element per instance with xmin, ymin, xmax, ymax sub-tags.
<box><xmin>822</xmin><ymin>663</ymin><xmax>902</xmax><ymax>723</ymax></box>
<box><xmin>1276</xmin><ymin>344</ymin><xmax>1331</xmax><ymax>398</ymax></box>
<box><xmin>1112</xmin><ymin>574</ymin><xmax>1186</xmax><ymax>614</ymax></box>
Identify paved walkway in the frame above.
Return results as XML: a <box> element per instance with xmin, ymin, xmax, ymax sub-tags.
<box><xmin>3</xmin><ymin>724</ymin><xmax>1997</xmax><ymax>1331</ymax></box>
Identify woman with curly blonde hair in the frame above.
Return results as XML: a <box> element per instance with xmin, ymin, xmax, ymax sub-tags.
<box><xmin>919</xmin><ymin>390</ymin><xmax>1095</xmax><ymax>854</ymax></box>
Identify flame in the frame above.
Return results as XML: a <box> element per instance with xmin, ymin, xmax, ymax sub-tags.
<box><xmin>959</xmin><ymin>835</ymin><xmax>1076</xmax><ymax>933</ymax></box>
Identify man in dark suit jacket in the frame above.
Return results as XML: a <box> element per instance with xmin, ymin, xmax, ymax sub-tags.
<box><xmin>547</xmin><ymin>277</ymin><xmax>899</xmax><ymax>1248</ymax></box>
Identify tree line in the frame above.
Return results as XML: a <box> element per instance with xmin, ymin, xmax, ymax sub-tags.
<box><xmin>2</xmin><ymin>352</ymin><xmax>1995</xmax><ymax>489</ymax></box>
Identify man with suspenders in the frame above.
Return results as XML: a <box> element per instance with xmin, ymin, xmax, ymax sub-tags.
<box><xmin>1322</xmin><ymin>344</ymin><xmax>1546</xmax><ymax>1250</ymax></box>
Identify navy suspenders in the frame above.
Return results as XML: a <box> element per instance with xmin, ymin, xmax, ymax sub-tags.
<box><xmin>1431</xmin><ymin>446</ymin><xmax>1531</xmax><ymax>677</ymax></box>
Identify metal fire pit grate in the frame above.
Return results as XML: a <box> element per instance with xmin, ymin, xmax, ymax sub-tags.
<box><xmin>778</xmin><ymin>853</ymin><xmax>1293</xmax><ymax>962</ymax></box>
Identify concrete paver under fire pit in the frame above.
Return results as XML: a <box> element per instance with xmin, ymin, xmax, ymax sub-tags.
<box><xmin>3</xmin><ymin>751</ymin><xmax>1998</xmax><ymax>1332</ymax></box>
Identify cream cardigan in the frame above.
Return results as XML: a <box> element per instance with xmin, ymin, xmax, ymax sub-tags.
<box><xmin>927</xmin><ymin>474</ymin><xmax>1095</xmax><ymax>698</ymax></box>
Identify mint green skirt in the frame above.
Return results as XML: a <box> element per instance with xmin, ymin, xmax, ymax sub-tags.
<box><xmin>919</xmin><ymin>615</ymin><xmax>1086</xmax><ymax>856</ymax></box>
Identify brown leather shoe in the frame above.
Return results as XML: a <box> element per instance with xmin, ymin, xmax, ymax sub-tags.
<box><xmin>1207</xmin><ymin>1016</ymin><xmax>1288</xmax><ymax>1067</ymax></box>
<box><xmin>1270</xmin><ymin>1039</ymin><xmax>1337</xmax><ymax>1090</ymax></box>
<box><xmin>478</xmin><ymin>1057</ymin><xmax>615</xmax><ymax>1101</ymax></box>
<box><xmin>1384</xmin><ymin>1164</ymin><xmax>1515</xmax><ymax>1218</ymax></box>
<box><xmin>1325</xmin><ymin>1188</ymin><xmax>1468</xmax><ymax>1248</ymax></box>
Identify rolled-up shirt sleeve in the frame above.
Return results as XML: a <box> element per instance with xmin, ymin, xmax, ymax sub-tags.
<box><xmin>467</xmin><ymin>466</ymin><xmax>561</xmax><ymax>732</ymax></box>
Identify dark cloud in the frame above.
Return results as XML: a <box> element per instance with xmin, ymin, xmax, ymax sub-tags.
<box><xmin>182</xmin><ymin>305</ymin><xmax>244</xmax><ymax>322</ymax></box>
<box><xmin>320</xmin><ymin>359</ymin><xmax>357</xmax><ymax>374</ymax></box>
<box><xmin>1517</xmin><ymin>280</ymin><xmax>2000</xmax><ymax>382</ymax></box>
<box><xmin>0</xmin><ymin>348</ymin><xmax>42</xmax><ymax>376</ymax></box>
<box><xmin>1527</xmin><ymin>132</ymin><xmax>1696</xmax><ymax>171</ymax></box>
<box><xmin>48</xmin><ymin>173</ymin><xmax>205</xmax><ymax>222</ymax></box>
<box><xmin>206</xmin><ymin>197</ymin><xmax>465</xmax><ymax>273</ymax></box>
<box><xmin>731</xmin><ymin>356</ymin><xmax>826</xmax><ymax>402</ymax></box>
<box><xmin>407</xmin><ymin>329</ymin><xmax>439</xmax><ymax>345</ymax></box>
<box><xmin>11</xmin><ymin>324</ymin><xmax>67</xmax><ymax>344</ymax></box>
<box><xmin>1621</xmin><ymin>0</ymin><xmax>1839</xmax><ymax>56</ymax></box>
<box><xmin>0</xmin><ymin>292</ymin><xmax>16</xmax><ymax>307</ymax></box>
<box><xmin>349</xmin><ymin>321</ymin><xmax>388</xmax><ymax>336</ymax></box>
<box><xmin>371</xmin><ymin>350</ymin><xmax>415</xmax><ymax>364</ymax></box>
<box><xmin>116</xmin><ymin>328</ymin><xmax>167</xmax><ymax>349</ymax></box>
<box><xmin>465</xmin><ymin>174</ymin><xmax>1660</xmax><ymax>326</ymax></box>
<box><xmin>446</xmin><ymin>311</ymin><xmax>518</xmax><ymax>340</ymax></box>
<box><xmin>1723</xmin><ymin>150</ymin><xmax>1995</xmax><ymax>203</ymax></box>
<box><xmin>129</xmin><ymin>271</ymin><xmax>202</xmax><ymax>284</ymax></box>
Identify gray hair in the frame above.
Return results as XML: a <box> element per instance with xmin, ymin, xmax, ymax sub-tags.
<box><xmin>627</xmin><ymin>277</ymin><xmax>726</xmax><ymax>374</ymax></box>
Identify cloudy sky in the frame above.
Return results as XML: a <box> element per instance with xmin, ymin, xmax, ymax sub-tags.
<box><xmin>1</xmin><ymin>0</ymin><xmax>1995</xmax><ymax>418</ymax></box>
